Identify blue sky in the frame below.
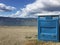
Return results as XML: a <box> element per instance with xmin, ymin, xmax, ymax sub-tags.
<box><xmin>0</xmin><ymin>0</ymin><xmax>60</xmax><ymax>18</ymax></box>
<box><xmin>0</xmin><ymin>0</ymin><xmax>35</xmax><ymax>9</ymax></box>
<box><xmin>0</xmin><ymin>0</ymin><xmax>35</xmax><ymax>16</ymax></box>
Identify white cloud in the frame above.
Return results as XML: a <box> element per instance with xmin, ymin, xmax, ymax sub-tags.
<box><xmin>35</xmin><ymin>11</ymin><xmax>60</xmax><ymax>15</ymax></box>
<box><xmin>1</xmin><ymin>0</ymin><xmax>60</xmax><ymax>18</ymax></box>
<box><xmin>11</xmin><ymin>0</ymin><xmax>60</xmax><ymax>18</ymax></box>
<box><xmin>0</xmin><ymin>3</ymin><xmax>16</xmax><ymax>12</ymax></box>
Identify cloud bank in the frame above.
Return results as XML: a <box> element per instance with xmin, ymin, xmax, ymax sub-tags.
<box><xmin>0</xmin><ymin>3</ymin><xmax>16</xmax><ymax>12</ymax></box>
<box><xmin>11</xmin><ymin>0</ymin><xmax>60</xmax><ymax>18</ymax></box>
<box><xmin>0</xmin><ymin>0</ymin><xmax>60</xmax><ymax>18</ymax></box>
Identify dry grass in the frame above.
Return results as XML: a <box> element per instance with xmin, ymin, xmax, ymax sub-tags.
<box><xmin>0</xmin><ymin>26</ymin><xmax>60</xmax><ymax>45</ymax></box>
<box><xmin>25</xmin><ymin>39</ymin><xmax>60</xmax><ymax>45</ymax></box>
<box><xmin>0</xmin><ymin>26</ymin><xmax>37</xmax><ymax>45</ymax></box>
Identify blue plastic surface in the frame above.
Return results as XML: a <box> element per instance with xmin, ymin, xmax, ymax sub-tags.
<box><xmin>38</xmin><ymin>15</ymin><xmax>59</xmax><ymax>42</ymax></box>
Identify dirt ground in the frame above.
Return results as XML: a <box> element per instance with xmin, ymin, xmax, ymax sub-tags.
<box><xmin>0</xmin><ymin>26</ymin><xmax>60</xmax><ymax>45</ymax></box>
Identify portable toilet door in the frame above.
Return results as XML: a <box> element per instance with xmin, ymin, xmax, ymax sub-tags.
<box><xmin>38</xmin><ymin>15</ymin><xmax>59</xmax><ymax>42</ymax></box>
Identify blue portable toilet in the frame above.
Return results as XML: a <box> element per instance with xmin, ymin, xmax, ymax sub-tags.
<box><xmin>38</xmin><ymin>15</ymin><xmax>60</xmax><ymax>42</ymax></box>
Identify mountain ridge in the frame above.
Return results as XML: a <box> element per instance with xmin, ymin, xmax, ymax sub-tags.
<box><xmin>0</xmin><ymin>17</ymin><xmax>37</xmax><ymax>26</ymax></box>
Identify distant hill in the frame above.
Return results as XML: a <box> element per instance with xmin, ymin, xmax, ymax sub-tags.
<box><xmin>0</xmin><ymin>17</ymin><xmax>37</xmax><ymax>26</ymax></box>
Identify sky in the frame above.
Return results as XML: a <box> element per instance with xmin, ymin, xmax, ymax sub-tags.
<box><xmin>0</xmin><ymin>0</ymin><xmax>60</xmax><ymax>18</ymax></box>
